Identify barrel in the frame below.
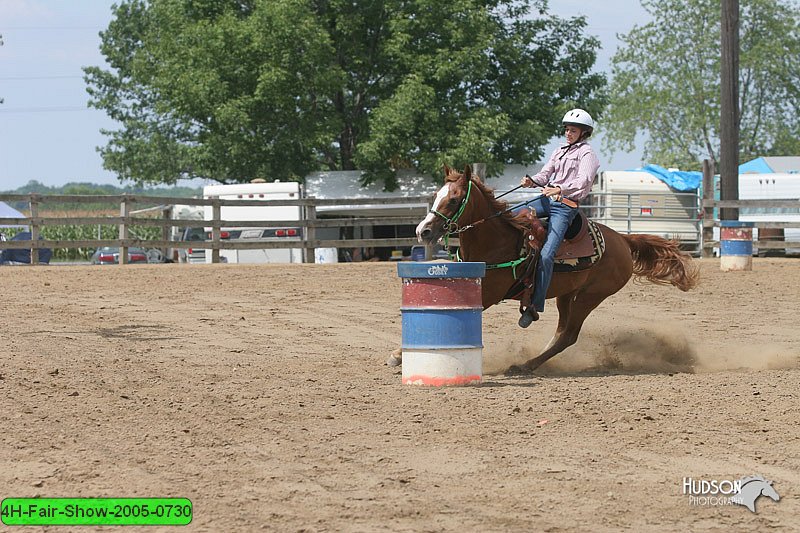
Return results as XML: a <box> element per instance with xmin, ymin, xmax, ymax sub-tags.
<box><xmin>397</xmin><ymin>262</ymin><xmax>485</xmax><ymax>386</ymax></box>
<box><xmin>314</xmin><ymin>247</ymin><xmax>338</xmax><ymax>264</ymax></box>
<box><xmin>720</xmin><ymin>221</ymin><xmax>754</xmax><ymax>271</ymax></box>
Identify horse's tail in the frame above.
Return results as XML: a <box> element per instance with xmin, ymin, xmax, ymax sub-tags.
<box><xmin>622</xmin><ymin>234</ymin><xmax>699</xmax><ymax>292</ymax></box>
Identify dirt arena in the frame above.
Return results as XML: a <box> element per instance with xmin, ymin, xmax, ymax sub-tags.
<box><xmin>1</xmin><ymin>258</ymin><xmax>798</xmax><ymax>531</ymax></box>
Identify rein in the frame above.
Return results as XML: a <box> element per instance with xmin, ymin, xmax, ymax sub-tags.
<box><xmin>450</xmin><ymin>189</ymin><xmax>546</xmax><ymax>235</ymax></box>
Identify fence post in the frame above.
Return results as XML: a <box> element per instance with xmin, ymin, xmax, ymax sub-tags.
<box><xmin>119</xmin><ymin>196</ymin><xmax>129</xmax><ymax>265</ymax></box>
<box><xmin>626</xmin><ymin>193</ymin><xmax>632</xmax><ymax>234</ymax></box>
<box><xmin>702</xmin><ymin>159</ymin><xmax>715</xmax><ymax>258</ymax></box>
<box><xmin>304</xmin><ymin>200</ymin><xmax>316</xmax><ymax>263</ymax></box>
<box><xmin>211</xmin><ymin>199</ymin><xmax>221</xmax><ymax>264</ymax></box>
<box><xmin>29</xmin><ymin>194</ymin><xmax>40</xmax><ymax>265</ymax></box>
<box><xmin>161</xmin><ymin>207</ymin><xmax>172</xmax><ymax>262</ymax></box>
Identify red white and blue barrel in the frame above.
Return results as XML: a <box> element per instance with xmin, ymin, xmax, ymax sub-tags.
<box><xmin>397</xmin><ymin>262</ymin><xmax>485</xmax><ymax>386</ymax></box>
<box><xmin>720</xmin><ymin>220</ymin><xmax>754</xmax><ymax>271</ymax></box>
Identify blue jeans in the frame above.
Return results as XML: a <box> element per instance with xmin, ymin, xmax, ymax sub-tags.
<box><xmin>531</xmin><ymin>199</ymin><xmax>578</xmax><ymax>312</ymax></box>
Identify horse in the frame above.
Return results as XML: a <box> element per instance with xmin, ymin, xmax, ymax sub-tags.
<box><xmin>731</xmin><ymin>476</ymin><xmax>780</xmax><ymax>513</ymax></box>
<box><xmin>404</xmin><ymin>164</ymin><xmax>699</xmax><ymax>374</ymax></box>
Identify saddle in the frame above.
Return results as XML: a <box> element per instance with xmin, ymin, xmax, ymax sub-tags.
<box><xmin>505</xmin><ymin>209</ymin><xmax>606</xmax><ymax>316</ymax></box>
<box><xmin>553</xmin><ymin>212</ymin><xmax>606</xmax><ymax>272</ymax></box>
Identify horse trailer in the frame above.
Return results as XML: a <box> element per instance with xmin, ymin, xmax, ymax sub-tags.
<box><xmin>202</xmin><ymin>181</ymin><xmax>304</xmax><ymax>264</ymax></box>
<box><xmin>588</xmin><ymin>170</ymin><xmax>702</xmax><ymax>254</ymax></box>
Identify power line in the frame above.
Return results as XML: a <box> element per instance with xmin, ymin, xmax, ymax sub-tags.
<box><xmin>0</xmin><ymin>75</ymin><xmax>84</xmax><ymax>81</ymax></box>
<box><xmin>0</xmin><ymin>26</ymin><xmax>104</xmax><ymax>30</ymax></box>
<box><xmin>0</xmin><ymin>106</ymin><xmax>93</xmax><ymax>113</ymax></box>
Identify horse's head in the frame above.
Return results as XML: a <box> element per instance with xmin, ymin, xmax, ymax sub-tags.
<box><xmin>760</xmin><ymin>481</ymin><xmax>780</xmax><ymax>502</ymax></box>
<box><xmin>735</xmin><ymin>476</ymin><xmax>781</xmax><ymax>512</ymax></box>
<box><xmin>415</xmin><ymin>164</ymin><xmax>476</xmax><ymax>244</ymax></box>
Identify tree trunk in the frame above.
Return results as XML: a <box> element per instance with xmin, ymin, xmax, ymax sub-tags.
<box><xmin>339</xmin><ymin>124</ymin><xmax>356</xmax><ymax>170</ymax></box>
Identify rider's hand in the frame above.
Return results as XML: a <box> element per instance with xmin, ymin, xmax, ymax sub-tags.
<box><xmin>543</xmin><ymin>185</ymin><xmax>562</xmax><ymax>199</ymax></box>
<box><xmin>520</xmin><ymin>175</ymin><xmax>534</xmax><ymax>188</ymax></box>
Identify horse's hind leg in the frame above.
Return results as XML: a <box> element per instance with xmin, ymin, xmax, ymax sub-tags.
<box><xmin>509</xmin><ymin>289</ymin><xmax>608</xmax><ymax>374</ymax></box>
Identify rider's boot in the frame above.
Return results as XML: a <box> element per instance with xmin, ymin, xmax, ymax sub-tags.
<box><xmin>518</xmin><ymin>308</ymin><xmax>539</xmax><ymax>328</ymax></box>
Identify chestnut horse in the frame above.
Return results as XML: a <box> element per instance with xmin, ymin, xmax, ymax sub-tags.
<box><xmin>408</xmin><ymin>165</ymin><xmax>699</xmax><ymax>374</ymax></box>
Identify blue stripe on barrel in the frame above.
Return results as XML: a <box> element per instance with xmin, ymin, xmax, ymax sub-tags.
<box><xmin>401</xmin><ymin>308</ymin><xmax>483</xmax><ymax>348</ymax></box>
<box><xmin>720</xmin><ymin>239</ymin><xmax>753</xmax><ymax>256</ymax></box>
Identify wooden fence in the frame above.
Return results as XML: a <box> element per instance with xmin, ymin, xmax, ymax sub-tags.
<box><xmin>700</xmin><ymin>173</ymin><xmax>800</xmax><ymax>257</ymax></box>
<box><xmin>0</xmin><ymin>193</ymin><xmax>434</xmax><ymax>264</ymax></box>
<box><xmin>2</xmin><ymin>190</ymin><xmax>799</xmax><ymax>264</ymax></box>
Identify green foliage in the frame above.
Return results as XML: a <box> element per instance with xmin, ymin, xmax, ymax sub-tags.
<box><xmin>1</xmin><ymin>179</ymin><xmax>201</xmax><ymax>197</ymax></box>
<box><xmin>86</xmin><ymin>0</ymin><xmax>605</xmax><ymax>189</ymax></box>
<box><xmin>604</xmin><ymin>0</ymin><xmax>800</xmax><ymax>170</ymax></box>
<box><xmin>1</xmin><ymin>180</ymin><xmax>202</xmax><ymax>213</ymax></box>
<box><xmin>2</xmin><ymin>225</ymin><xmax>161</xmax><ymax>261</ymax></box>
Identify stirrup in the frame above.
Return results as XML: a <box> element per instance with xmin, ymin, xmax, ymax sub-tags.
<box><xmin>518</xmin><ymin>308</ymin><xmax>539</xmax><ymax>328</ymax></box>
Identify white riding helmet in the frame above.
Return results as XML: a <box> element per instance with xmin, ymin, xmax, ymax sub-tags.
<box><xmin>562</xmin><ymin>109</ymin><xmax>595</xmax><ymax>135</ymax></box>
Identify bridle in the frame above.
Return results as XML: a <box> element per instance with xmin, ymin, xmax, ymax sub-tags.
<box><xmin>429</xmin><ymin>179</ymin><xmax>473</xmax><ymax>235</ymax></box>
<box><xmin>427</xmin><ymin>178</ymin><xmax>545</xmax><ymax>276</ymax></box>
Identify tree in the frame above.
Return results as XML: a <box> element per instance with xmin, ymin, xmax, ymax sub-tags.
<box><xmin>603</xmin><ymin>0</ymin><xmax>800</xmax><ymax>170</ymax></box>
<box><xmin>85</xmin><ymin>0</ymin><xmax>605</xmax><ymax>188</ymax></box>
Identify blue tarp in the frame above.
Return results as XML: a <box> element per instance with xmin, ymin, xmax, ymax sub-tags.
<box><xmin>639</xmin><ymin>164</ymin><xmax>702</xmax><ymax>191</ymax></box>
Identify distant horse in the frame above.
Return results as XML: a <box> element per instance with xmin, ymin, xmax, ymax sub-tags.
<box><xmin>732</xmin><ymin>476</ymin><xmax>780</xmax><ymax>513</ymax></box>
<box><xmin>407</xmin><ymin>165</ymin><xmax>699</xmax><ymax>374</ymax></box>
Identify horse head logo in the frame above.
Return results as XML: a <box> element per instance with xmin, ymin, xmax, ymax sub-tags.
<box><xmin>731</xmin><ymin>475</ymin><xmax>780</xmax><ymax>513</ymax></box>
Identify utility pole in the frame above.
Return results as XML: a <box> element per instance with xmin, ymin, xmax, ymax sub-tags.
<box><xmin>720</xmin><ymin>0</ymin><xmax>739</xmax><ymax>221</ymax></box>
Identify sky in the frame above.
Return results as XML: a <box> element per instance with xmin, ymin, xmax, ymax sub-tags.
<box><xmin>0</xmin><ymin>0</ymin><xmax>651</xmax><ymax>190</ymax></box>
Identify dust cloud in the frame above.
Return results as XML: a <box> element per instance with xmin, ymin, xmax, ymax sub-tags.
<box><xmin>483</xmin><ymin>325</ymin><xmax>800</xmax><ymax>376</ymax></box>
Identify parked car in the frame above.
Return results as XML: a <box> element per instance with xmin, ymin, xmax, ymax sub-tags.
<box><xmin>0</xmin><ymin>231</ymin><xmax>52</xmax><ymax>264</ymax></box>
<box><xmin>174</xmin><ymin>227</ymin><xmax>229</xmax><ymax>264</ymax></box>
<box><xmin>90</xmin><ymin>246</ymin><xmax>149</xmax><ymax>265</ymax></box>
<box><xmin>170</xmin><ymin>226</ymin><xmax>204</xmax><ymax>264</ymax></box>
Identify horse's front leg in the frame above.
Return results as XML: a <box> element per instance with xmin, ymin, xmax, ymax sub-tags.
<box><xmin>507</xmin><ymin>290</ymin><xmax>587</xmax><ymax>375</ymax></box>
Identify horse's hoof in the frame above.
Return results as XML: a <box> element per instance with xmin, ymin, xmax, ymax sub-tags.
<box><xmin>387</xmin><ymin>350</ymin><xmax>402</xmax><ymax>367</ymax></box>
<box><xmin>505</xmin><ymin>364</ymin><xmax>532</xmax><ymax>376</ymax></box>
<box><xmin>518</xmin><ymin>309</ymin><xmax>539</xmax><ymax>328</ymax></box>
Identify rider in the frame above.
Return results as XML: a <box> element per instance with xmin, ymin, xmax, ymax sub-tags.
<box><xmin>518</xmin><ymin>108</ymin><xmax>600</xmax><ymax>327</ymax></box>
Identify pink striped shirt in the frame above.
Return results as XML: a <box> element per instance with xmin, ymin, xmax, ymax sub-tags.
<box><xmin>530</xmin><ymin>141</ymin><xmax>599</xmax><ymax>202</ymax></box>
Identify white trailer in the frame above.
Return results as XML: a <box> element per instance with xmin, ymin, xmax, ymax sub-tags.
<box><xmin>202</xmin><ymin>181</ymin><xmax>304</xmax><ymax>264</ymax></box>
<box><xmin>589</xmin><ymin>170</ymin><xmax>701</xmax><ymax>251</ymax></box>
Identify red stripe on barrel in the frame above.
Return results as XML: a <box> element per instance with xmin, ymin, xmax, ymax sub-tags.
<box><xmin>721</xmin><ymin>227</ymin><xmax>753</xmax><ymax>240</ymax></box>
<box><xmin>402</xmin><ymin>374</ymin><xmax>482</xmax><ymax>386</ymax></box>
<box><xmin>402</xmin><ymin>278</ymin><xmax>482</xmax><ymax>308</ymax></box>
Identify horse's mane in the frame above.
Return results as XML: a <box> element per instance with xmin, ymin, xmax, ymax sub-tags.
<box><xmin>445</xmin><ymin>172</ymin><xmax>529</xmax><ymax>233</ymax></box>
<box><xmin>740</xmin><ymin>476</ymin><xmax>769</xmax><ymax>486</ymax></box>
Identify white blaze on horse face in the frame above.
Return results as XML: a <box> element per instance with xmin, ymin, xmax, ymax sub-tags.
<box><xmin>416</xmin><ymin>182</ymin><xmax>451</xmax><ymax>241</ymax></box>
